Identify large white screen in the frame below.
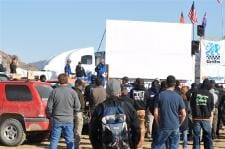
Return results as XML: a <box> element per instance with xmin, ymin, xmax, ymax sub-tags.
<box><xmin>106</xmin><ymin>20</ymin><xmax>194</xmax><ymax>81</ymax></box>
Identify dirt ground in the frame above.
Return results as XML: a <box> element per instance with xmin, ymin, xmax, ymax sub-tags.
<box><xmin>0</xmin><ymin>132</ymin><xmax>225</xmax><ymax>149</ymax></box>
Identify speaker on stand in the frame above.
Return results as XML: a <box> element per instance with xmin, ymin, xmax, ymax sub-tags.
<box><xmin>197</xmin><ymin>25</ymin><xmax>205</xmax><ymax>37</ymax></box>
<box><xmin>192</xmin><ymin>40</ymin><xmax>200</xmax><ymax>55</ymax></box>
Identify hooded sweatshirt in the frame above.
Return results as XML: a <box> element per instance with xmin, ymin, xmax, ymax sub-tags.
<box><xmin>191</xmin><ymin>80</ymin><xmax>214</xmax><ymax>120</ymax></box>
<box><xmin>130</xmin><ymin>84</ymin><xmax>149</xmax><ymax>110</ymax></box>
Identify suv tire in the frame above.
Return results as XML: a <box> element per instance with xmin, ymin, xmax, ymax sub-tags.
<box><xmin>0</xmin><ymin>118</ymin><xmax>26</xmax><ymax>146</ymax></box>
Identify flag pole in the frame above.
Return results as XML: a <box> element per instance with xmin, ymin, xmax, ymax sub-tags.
<box><xmin>221</xmin><ymin>2</ymin><xmax>224</xmax><ymax>39</ymax></box>
<box><xmin>192</xmin><ymin>23</ymin><xmax>195</xmax><ymax>40</ymax></box>
<box><xmin>191</xmin><ymin>0</ymin><xmax>195</xmax><ymax>40</ymax></box>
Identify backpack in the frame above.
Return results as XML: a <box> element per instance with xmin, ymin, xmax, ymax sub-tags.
<box><xmin>101</xmin><ymin>104</ymin><xmax>129</xmax><ymax>149</ymax></box>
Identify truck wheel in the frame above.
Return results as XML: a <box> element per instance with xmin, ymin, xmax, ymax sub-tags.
<box><xmin>0</xmin><ymin>118</ymin><xmax>26</xmax><ymax>146</ymax></box>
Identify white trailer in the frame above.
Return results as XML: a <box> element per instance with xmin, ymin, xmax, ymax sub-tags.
<box><xmin>105</xmin><ymin>20</ymin><xmax>194</xmax><ymax>82</ymax></box>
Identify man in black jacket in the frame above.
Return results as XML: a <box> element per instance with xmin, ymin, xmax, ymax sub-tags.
<box><xmin>130</xmin><ymin>78</ymin><xmax>149</xmax><ymax>147</ymax></box>
<box><xmin>191</xmin><ymin>79</ymin><xmax>214</xmax><ymax>149</ymax></box>
<box><xmin>89</xmin><ymin>79</ymin><xmax>140</xmax><ymax>149</ymax></box>
<box><xmin>146</xmin><ymin>79</ymin><xmax>160</xmax><ymax>138</ymax></box>
<box><xmin>76</xmin><ymin>62</ymin><xmax>86</xmax><ymax>80</ymax></box>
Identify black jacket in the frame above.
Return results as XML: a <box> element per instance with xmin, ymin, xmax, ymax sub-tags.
<box><xmin>89</xmin><ymin>96</ymin><xmax>140</xmax><ymax>149</ymax></box>
<box><xmin>76</xmin><ymin>66</ymin><xmax>86</xmax><ymax>77</ymax></box>
<box><xmin>191</xmin><ymin>88</ymin><xmax>214</xmax><ymax>119</ymax></box>
<box><xmin>148</xmin><ymin>87</ymin><xmax>160</xmax><ymax>114</ymax></box>
<box><xmin>84</xmin><ymin>84</ymin><xmax>94</xmax><ymax>109</ymax></box>
<box><xmin>120</xmin><ymin>95</ymin><xmax>135</xmax><ymax>107</ymax></box>
<box><xmin>130</xmin><ymin>85</ymin><xmax>149</xmax><ymax>110</ymax></box>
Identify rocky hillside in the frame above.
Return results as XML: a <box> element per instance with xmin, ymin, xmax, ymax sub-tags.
<box><xmin>29</xmin><ymin>60</ymin><xmax>48</xmax><ymax>70</ymax></box>
<box><xmin>0</xmin><ymin>51</ymin><xmax>38</xmax><ymax>71</ymax></box>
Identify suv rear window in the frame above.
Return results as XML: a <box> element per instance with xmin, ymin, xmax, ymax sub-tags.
<box><xmin>6</xmin><ymin>85</ymin><xmax>32</xmax><ymax>101</ymax></box>
<box><xmin>35</xmin><ymin>85</ymin><xmax>53</xmax><ymax>100</ymax></box>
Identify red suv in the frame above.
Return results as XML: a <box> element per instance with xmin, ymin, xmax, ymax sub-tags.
<box><xmin>0</xmin><ymin>81</ymin><xmax>52</xmax><ymax>146</ymax></box>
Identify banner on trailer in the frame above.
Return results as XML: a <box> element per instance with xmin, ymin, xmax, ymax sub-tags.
<box><xmin>105</xmin><ymin>20</ymin><xmax>193</xmax><ymax>81</ymax></box>
<box><xmin>201</xmin><ymin>40</ymin><xmax>225</xmax><ymax>83</ymax></box>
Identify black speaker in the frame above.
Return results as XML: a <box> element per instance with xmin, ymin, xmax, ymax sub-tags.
<box><xmin>197</xmin><ymin>25</ymin><xmax>205</xmax><ymax>37</ymax></box>
<box><xmin>192</xmin><ymin>40</ymin><xmax>200</xmax><ymax>55</ymax></box>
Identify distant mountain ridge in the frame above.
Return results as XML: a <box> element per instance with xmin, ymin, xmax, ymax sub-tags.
<box><xmin>29</xmin><ymin>60</ymin><xmax>48</xmax><ymax>70</ymax></box>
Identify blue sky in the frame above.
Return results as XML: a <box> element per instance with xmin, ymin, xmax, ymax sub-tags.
<box><xmin>0</xmin><ymin>0</ymin><xmax>224</xmax><ymax>63</ymax></box>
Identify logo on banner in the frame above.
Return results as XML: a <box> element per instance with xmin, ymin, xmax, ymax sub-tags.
<box><xmin>205</xmin><ymin>42</ymin><xmax>221</xmax><ymax>64</ymax></box>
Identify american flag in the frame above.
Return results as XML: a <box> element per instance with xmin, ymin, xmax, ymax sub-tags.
<box><xmin>188</xmin><ymin>1</ymin><xmax>198</xmax><ymax>24</ymax></box>
<box><xmin>217</xmin><ymin>0</ymin><xmax>223</xmax><ymax>4</ymax></box>
<box><xmin>180</xmin><ymin>12</ymin><xmax>185</xmax><ymax>23</ymax></box>
<box><xmin>202</xmin><ymin>12</ymin><xmax>207</xmax><ymax>28</ymax></box>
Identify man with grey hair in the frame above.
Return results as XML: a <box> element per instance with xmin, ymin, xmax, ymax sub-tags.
<box><xmin>89</xmin><ymin>79</ymin><xmax>140</xmax><ymax>149</ymax></box>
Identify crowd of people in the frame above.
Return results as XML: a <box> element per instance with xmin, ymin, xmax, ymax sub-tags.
<box><xmin>46</xmin><ymin>70</ymin><xmax>225</xmax><ymax>149</ymax></box>
<box><xmin>64</xmin><ymin>59</ymin><xmax>107</xmax><ymax>86</ymax></box>
<box><xmin>2</xmin><ymin>55</ymin><xmax>224</xmax><ymax>149</ymax></box>
<box><xmin>0</xmin><ymin>52</ymin><xmax>224</xmax><ymax>149</ymax></box>
<box><xmin>2</xmin><ymin>56</ymin><xmax>224</xmax><ymax>149</ymax></box>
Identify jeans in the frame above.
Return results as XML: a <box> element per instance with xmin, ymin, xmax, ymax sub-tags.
<box><xmin>49</xmin><ymin>120</ymin><xmax>74</xmax><ymax>149</ymax></box>
<box><xmin>153</xmin><ymin>128</ymin><xmax>180</xmax><ymax>149</ymax></box>
<box><xmin>181</xmin><ymin>130</ymin><xmax>188</xmax><ymax>149</ymax></box>
<box><xmin>192</xmin><ymin>120</ymin><xmax>214</xmax><ymax>149</ymax></box>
